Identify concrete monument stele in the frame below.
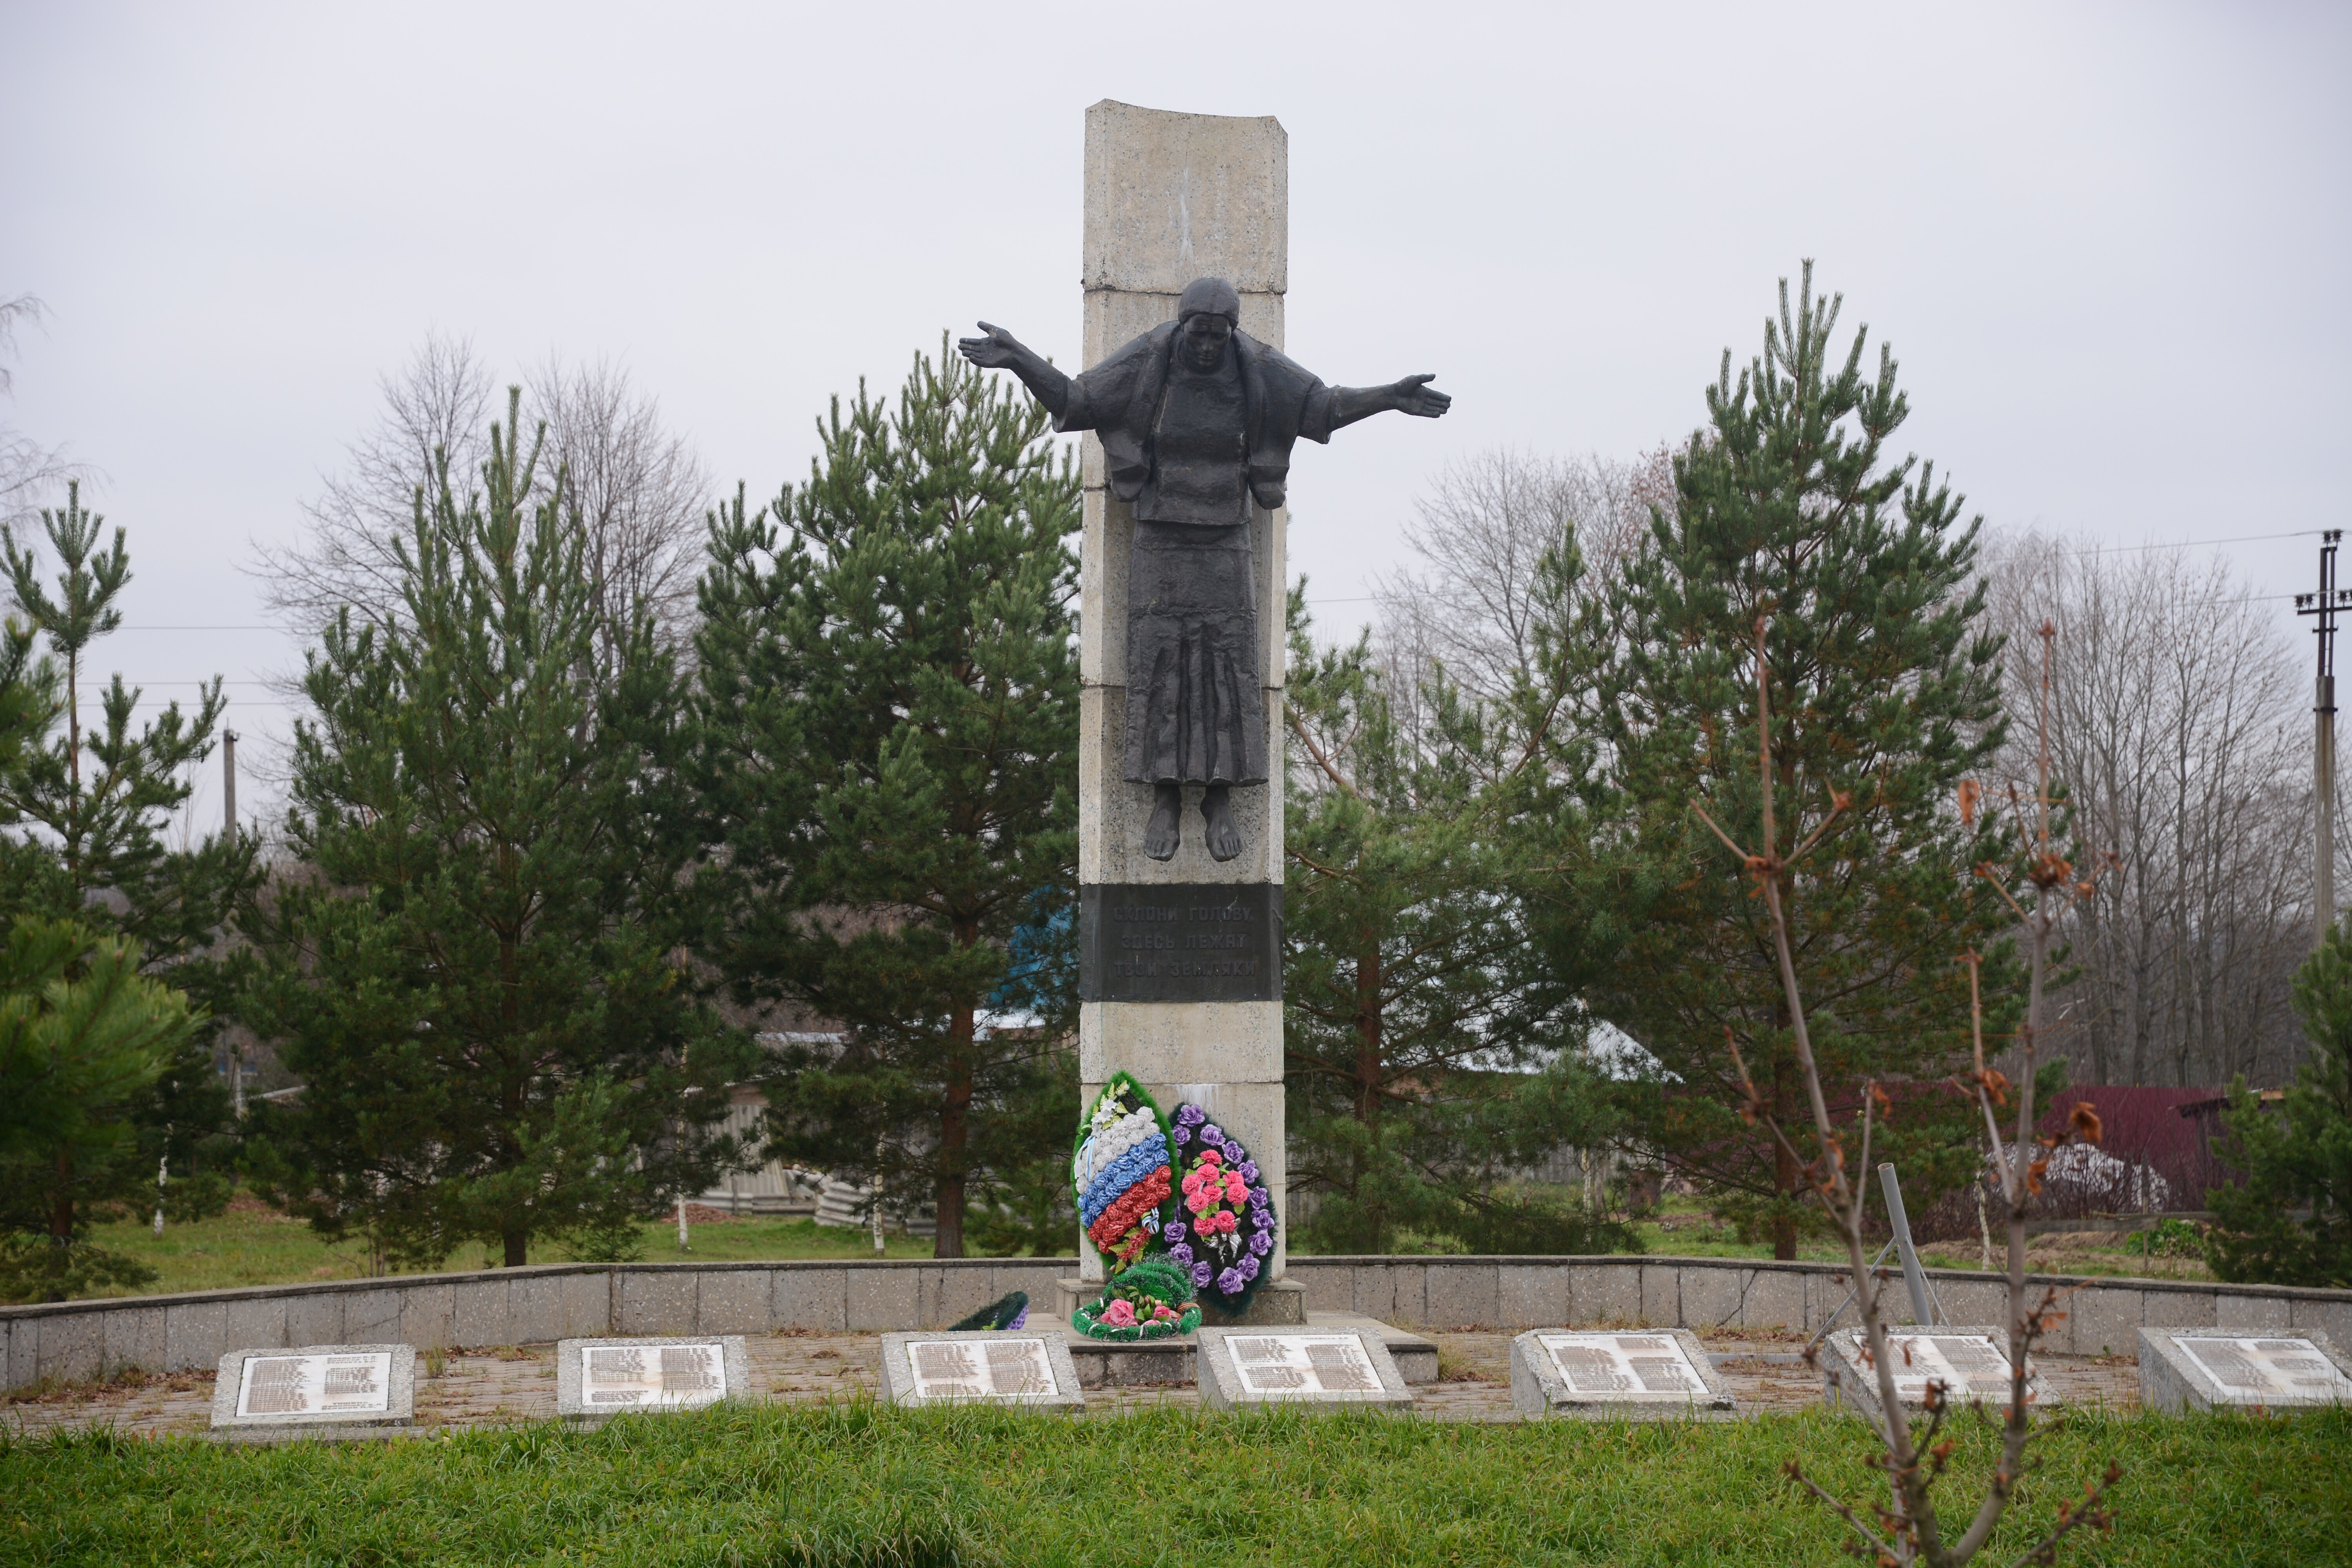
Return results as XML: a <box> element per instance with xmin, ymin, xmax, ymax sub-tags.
<box><xmin>960</xmin><ymin>100</ymin><xmax>1451</xmax><ymax>1321</ymax></box>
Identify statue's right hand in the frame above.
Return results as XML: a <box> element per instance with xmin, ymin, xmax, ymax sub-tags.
<box><xmin>956</xmin><ymin>321</ymin><xmax>1024</xmax><ymax>369</ymax></box>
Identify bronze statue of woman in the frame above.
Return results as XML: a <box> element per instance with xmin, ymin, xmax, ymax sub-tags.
<box><xmin>960</xmin><ymin>276</ymin><xmax>1449</xmax><ymax>861</ymax></box>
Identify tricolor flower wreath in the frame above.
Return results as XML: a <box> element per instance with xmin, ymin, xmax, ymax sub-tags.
<box><xmin>1164</xmin><ymin>1102</ymin><xmax>1277</xmax><ymax>1315</ymax></box>
<box><xmin>1072</xmin><ymin>1073</ymin><xmax>1175</xmax><ymax>1273</ymax></box>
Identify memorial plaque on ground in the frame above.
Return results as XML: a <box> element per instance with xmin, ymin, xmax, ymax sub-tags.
<box><xmin>1079</xmin><ymin>883</ymin><xmax>1281</xmax><ymax>1002</ymax></box>
<box><xmin>1509</xmin><ymin>1328</ymin><xmax>1736</xmax><ymax>1420</ymax></box>
<box><xmin>1820</xmin><ymin>1327</ymin><xmax>2055</xmax><ymax>1419</ymax></box>
<box><xmin>209</xmin><ymin>1344</ymin><xmax>414</xmax><ymax>1435</ymax></box>
<box><xmin>1194</xmin><ymin>1326</ymin><xmax>1412</xmax><ymax>1412</ymax></box>
<box><xmin>2138</xmin><ymin>1328</ymin><xmax>2352</xmax><ymax>1413</ymax></box>
<box><xmin>555</xmin><ymin>1336</ymin><xmax>748</xmax><ymax>1418</ymax></box>
<box><xmin>878</xmin><ymin>1331</ymin><xmax>1086</xmax><ymax>1410</ymax></box>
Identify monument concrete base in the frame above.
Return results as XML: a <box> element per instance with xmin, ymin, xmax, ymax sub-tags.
<box><xmin>1051</xmin><ymin>1303</ymin><xmax>1437</xmax><ymax>1388</ymax></box>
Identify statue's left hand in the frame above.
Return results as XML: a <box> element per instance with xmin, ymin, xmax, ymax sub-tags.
<box><xmin>1392</xmin><ymin>374</ymin><xmax>1451</xmax><ymax>418</ymax></box>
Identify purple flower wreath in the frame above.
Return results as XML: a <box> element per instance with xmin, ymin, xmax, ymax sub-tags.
<box><xmin>1167</xmin><ymin>1101</ymin><xmax>1278</xmax><ymax>1314</ymax></box>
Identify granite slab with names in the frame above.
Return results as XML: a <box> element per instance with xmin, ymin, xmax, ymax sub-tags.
<box><xmin>555</xmin><ymin>1336</ymin><xmax>748</xmax><ymax>1419</ymax></box>
<box><xmin>1192</xmin><ymin>1325</ymin><xmax>1413</xmax><ymax>1412</ymax></box>
<box><xmin>209</xmin><ymin>1343</ymin><xmax>415</xmax><ymax>1441</ymax></box>
<box><xmin>1510</xmin><ymin>1328</ymin><xmax>1737</xmax><ymax>1420</ymax></box>
<box><xmin>878</xmin><ymin>1330</ymin><xmax>1086</xmax><ymax>1410</ymax></box>
<box><xmin>1819</xmin><ymin>1326</ymin><xmax>2056</xmax><ymax>1419</ymax></box>
<box><xmin>2137</xmin><ymin>1328</ymin><xmax>2352</xmax><ymax>1414</ymax></box>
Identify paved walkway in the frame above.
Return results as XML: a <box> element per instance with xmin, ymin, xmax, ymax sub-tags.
<box><xmin>2</xmin><ymin>1329</ymin><xmax>2143</xmax><ymax>1439</ymax></box>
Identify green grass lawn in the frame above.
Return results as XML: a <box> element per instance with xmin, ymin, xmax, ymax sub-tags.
<box><xmin>67</xmin><ymin>1205</ymin><xmax>942</xmax><ymax>1300</ymax></box>
<box><xmin>5</xmin><ymin>1403</ymin><xmax>2341</xmax><ymax>1566</ymax></box>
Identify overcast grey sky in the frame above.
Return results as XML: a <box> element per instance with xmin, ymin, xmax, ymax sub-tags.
<box><xmin>3</xmin><ymin>2</ymin><xmax>2347</xmax><ymax>828</ymax></box>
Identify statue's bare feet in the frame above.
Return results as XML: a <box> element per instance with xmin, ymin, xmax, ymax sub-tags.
<box><xmin>1201</xmin><ymin>785</ymin><xmax>1243</xmax><ymax>862</ymax></box>
<box><xmin>1143</xmin><ymin>782</ymin><xmax>1182</xmax><ymax>861</ymax></box>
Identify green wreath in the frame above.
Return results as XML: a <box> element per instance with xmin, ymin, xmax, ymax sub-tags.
<box><xmin>1070</xmin><ymin>1256</ymin><xmax>1201</xmax><ymax>1341</ymax></box>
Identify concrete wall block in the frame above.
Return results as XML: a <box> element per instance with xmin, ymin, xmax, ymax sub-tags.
<box><xmin>694</xmin><ymin>1270</ymin><xmax>770</xmax><ymax>1336</ymax></box>
<box><xmin>1280</xmin><ymin>1261</ymin><xmax>1351</xmax><ymax>1315</ymax></box>
<box><xmin>452</xmin><ymin>1279</ymin><xmax>512</xmax><ymax>1348</ymax></box>
<box><xmin>222</xmin><ymin>1296</ymin><xmax>288</xmax><ymax>1356</ymax></box>
<box><xmin>1077</xmin><ymin>1002</ymin><xmax>1283</xmax><ymax>1086</ymax></box>
<box><xmin>103</xmin><ymin>1307</ymin><xmax>166</xmax><ymax>1376</ymax></box>
<box><xmin>1082</xmin><ymin>727</ymin><xmax>1283</xmax><ymax>889</ymax></box>
<box><xmin>4</xmin><ymin>1321</ymin><xmax>28</xmax><ymax>1392</ymax></box>
<box><xmin>1738</xmin><ymin>1270</ymin><xmax>1806</xmax><ymax>1332</ymax></box>
<box><xmin>2215</xmin><ymin>1291</ymin><xmax>2292</xmax><ymax>1332</ymax></box>
<box><xmin>2068</xmin><ymin>1285</ymin><xmax>2141</xmax><ymax>1358</ymax></box>
<box><xmin>777</xmin><ymin>1268</ymin><xmax>849</xmax><ymax>1332</ymax></box>
<box><xmin>988</xmin><ymin>1262</ymin><xmax>1074</xmax><ymax>1314</ymax></box>
<box><xmin>1569</xmin><ymin>1263</ymin><xmax>1641</xmax><ymax>1327</ymax></box>
<box><xmin>1933</xmin><ymin>1279</ymin><xmax>2011</xmax><ymax>1334</ymax></box>
<box><xmin>1498</xmin><ymin>1263</ymin><xmax>1570</xmax><ymax>1329</ymax></box>
<box><xmin>286</xmin><ymin>1292</ymin><xmax>346</xmax><ymax>1349</ymax></box>
<box><xmin>2290</xmin><ymin>1296</ymin><xmax>2352</xmax><ymax>1347</ymax></box>
<box><xmin>1081</xmin><ymin>101</ymin><xmax>1287</xmax><ymax>297</ymax></box>
<box><xmin>1425</xmin><ymin>1263</ymin><xmax>1499</xmax><ymax>1331</ymax></box>
<box><xmin>847</xmin><ymin>1266</ymin><xmax>916</xmax><ymax>1332</ymax></box>
<box><xmin>1350</xmin><ymin>1263</ymin><xmax>1398</xmax><ymax>1321</ymax></box>
<box><xmin>1387</xmin><ymin>1263</ymin><xmax>1430</xmax><ymax>1327</ymax></box>
<box><xmin>400</xmin><ymin>1283</ymin><xmax>457</xmax><ymax>1351</ymax></box>
<box><xmin>2140</xmin><ymin>1289</ymin><xmax>2216</xmax><ymax>1330</ymax></box>
<box><xmin>40</xmin><ymin>1313</ymin><xmax>103</xmax><ymax>1385</ymax></box>
<box><xmin>341</xmin><ymin>1289</ymin><xmax>403</xmax><ymax>1346</ymax></box>
<box><xmin>166</xmin><ymin>1302</ymin><xmax>229</xmax><ymax>1367</ymax></box>
<box><xmin>1082</xmin><ymin>291</ymin><xmax>1287</xmax><ymax>372</ymax></box>
<box><xmin>617</xmin><ymin>1271</ymin><xmax>697</xmax><ymax>1337</ymax></box>
<box><xmin>507</xmin><ymin>1274</ymin><xmax>567</xmax><ymax>1345</ymax></box>
<box><xmin>1639</xmin><ymin>1265</ymin><xmax>1681</xmax><ymax>1327</ymax></box>
<box><xmin>1679</xmin><ymin>1266</ymin><xmax>1746</xmax><ymax>1330</ymax></box>
<box><xmin>560</xmin><ymin>1271</ymin><xmax>611</xmax><ymax>1338</ymax></box>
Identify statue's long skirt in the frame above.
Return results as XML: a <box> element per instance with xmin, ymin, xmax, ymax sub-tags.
<box><xmin>1125</xmin><ymin>520</ymin><xmax>1268</xmax><ymax>786</ymax></box>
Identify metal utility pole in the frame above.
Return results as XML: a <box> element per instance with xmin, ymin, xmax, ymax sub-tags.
<box><xmin>221</xmin><ymin>729</ymin><xmax>238</xmax><ymax>844</ymax></box>
<box><xmin>2297</xmin><ymin>533</ymin><xmax>2348</xmax><ymax>950</ymax></box>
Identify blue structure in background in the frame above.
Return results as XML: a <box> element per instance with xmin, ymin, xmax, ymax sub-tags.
<box><xmin>990</xmin><ymin>889</ymin><xmax>1076</xmax><ymax>1015</ymax></box>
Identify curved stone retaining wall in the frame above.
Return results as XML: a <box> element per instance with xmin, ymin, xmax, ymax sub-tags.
<box><xmin>5</xmin><ymin>1254</ymin><xmax>2347</xmax><ymax>1394</ymax></box>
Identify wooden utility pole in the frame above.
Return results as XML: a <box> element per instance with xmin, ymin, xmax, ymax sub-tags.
<box><xmin>2297</xmin><ymin>532</ymin><xmax>2345</xmax><ymax>949</ymax></box>
<box><xmin>221</xmin><ymin>729</ymin><xmax>238</xmax><ymax>843</ymax></box>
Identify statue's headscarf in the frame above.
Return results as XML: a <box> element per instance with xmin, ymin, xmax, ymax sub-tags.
<box><xmin>1177</xmin><ymin>276</ymin><xmax>1241</xmax><ymax>325</ymax></box>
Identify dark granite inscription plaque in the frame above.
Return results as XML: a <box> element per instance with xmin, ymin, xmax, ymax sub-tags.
<box><xmin>1079</xmin><ymin>883</ymin><xmax>1282</xmax><ymax>1002</ymax></box>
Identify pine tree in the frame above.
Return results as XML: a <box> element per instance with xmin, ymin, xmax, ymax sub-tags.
<box><xmin>0</xmin><ymin>917</ymin><xmax>196</xmax><ymax>1300</ymax></box>
<box><xmin>245</xmin><ymin>392</ymin><xmax>753</xmax><ymax>1270</ymax></box>
<box><xmin>695</xmin><ymin>343</ymin><xmax>1079</xmax><ymax>1259</ymax></box>
<box><xmin>0</xmin><ymin>483</ymin><xmax>249</xmax><ymax>1275</ymax></box>
<box><xmin>1283</xmin><ymin>590</ymin><xmax>1621</xmax><ymax>1253</ymax></box>
<box><xmin>1552</xmin><ymin>265</ymin><xmax>2014</xmax><ymax>1258</ymax></box>
<box><xmin>2206</xmin><ymin>917</ymin><xmax>2352</xmax><ymax>1287</ymax></box>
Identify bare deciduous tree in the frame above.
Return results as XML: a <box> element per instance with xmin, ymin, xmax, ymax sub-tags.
<box><xmin>0</xmin><ymin>295</ymin><xmax>94</xmax><ymax>530</ymax></box>
<box><xmin>1983</xmin><ymin>531</ymin><xmax>2311</xmax><ymax>1089</ymax></box>
<box><xmin>255</xmin><ymin>334</ymin><xmax>711</xmax><ymax>668</ymax></box>
<box><xmin>1373</xmin><ymin>447</ymin><xmax>1669</xmax><ymax>708</ymax></box>
<box><xmin>1703</xmin><ymin>620</ymin><xmax>2118</xmax><ymax>1566</ymax></box>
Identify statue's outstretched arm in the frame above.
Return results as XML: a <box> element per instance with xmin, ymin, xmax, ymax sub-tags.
<box><xmin>1321</xmin><ymin>374</ymin><xmax>1451</xmax><ymax>432</ymax></box>
<box><xmin>956</xmin><ymin>322</ymin><xmax>1072</xmax><ymax>419</ymax></box>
